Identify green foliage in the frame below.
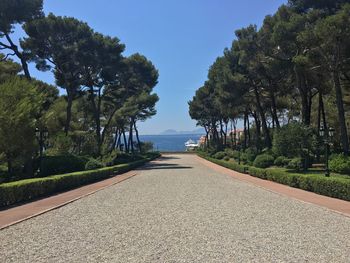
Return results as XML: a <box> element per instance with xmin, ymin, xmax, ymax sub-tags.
<box><xmin>0</xmin><ymin>157</ymin><xmax>158</xmax><ymax>207</ymax></box>
<box><xmin>197</xmin><ymin>152</ymin><xmax>248</xmax><ymax>173</ymax></box>
<box><xmin>253</xmin><ymin>154</ymin><xmax>275</xmax><ymax>168</ymax></box>
<box><xmin>223</xmin><ymin>156</ymin><xmax>230</xmax><ymax>161</ymax></box>
<box><xmin>213</xmin><ymin>151</ymin><xmax>226</xmax><ymax>160</ymax></box>
<box><xmin>199</xmin><ymin>152</ymin><xmax>350</xmax><ymax>201</ymax></box>
<box><xmin>329</xmin><ymin>154</ymin><xmax>350</xmax><ymax>174</ymax></box>
<box><xmin>40</xmin><ymin>155</ymin><xmax>89</xmax><ymax>177</ymax></box>
<box><xmin>0</xmin><ymin>55</ymin><xmax>22</xmax><ymax>83</ymax></box>
<box><xmin>248</xmin><ymin>167</ymin><xmax>267</xmax><ymax>179</ymax></box>
<box><xmin>264</xmin><ymin>169</ymin><xmax>350</xmax><ymax>201</ymax></box>
<box><xmin>272</xmin><ymin>123</ymin><xmax>314</xmax><ymax>158</ymax></box>
<box><xmin>274</xmin><ymin>156</ymin><xmax>287</xmax><ymax>167</ymax></box>
<box><xmin>85</xmin><ymin>159</ymin><xmax>104</xmax><ymax>170</ymax></box>
<box><xmin>224</xmin><ymin>148</ymin><xmax>240</xmax><ymax>159</ymax></box>
<box><xmin>46</xmin><ymin>133</ymin><xmax>74</xmax><ymax>155</ymax></box>
<box><xmin>139</xmin><ymin>141</ymin><xmax>154</xmax><ymax>153</ymax></box>
<box><xmin>0</xmin><ymin>0</ymin><xmax>43</xmax><ymax>33</ymax></box>
<box><xmin>0</xmin><ymin>77</ymin><xmax>43</xmax><ymax>175</ymax></box>
<box><xmin>287</xmin><ymin>158</ymin><xmax>304</xmax><ymax>171</ymax></box>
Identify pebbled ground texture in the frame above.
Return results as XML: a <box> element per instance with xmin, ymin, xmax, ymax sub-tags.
<box><xmin>0</xmin><ymin>154</ymin><xmax>349</xmax><ymax>262</ymax></box>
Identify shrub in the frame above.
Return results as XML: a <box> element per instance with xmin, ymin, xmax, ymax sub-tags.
<box><xmin>223</xmin><ymin>156</ymin><xmax>230</xmax><ymax>161</ymax></box>
<box><xmin>85</xmin><ymin>159</ymin><xmax>104</xmax><ymax>170</ymax></box>
<box><xmin>213</xmin><ymin>151</ymin><xmax>226</xmax><ymax>160</ymax></box>
<box><xmin>241</xmin><ymin>148</ymin><xmax>257</xmax><ymax>165</ymax></box>
<box><xmin>274</xmin><ymin>156</ymin><xmax>287</xmax><ymax>167</ymax></box>
<box><xmin>0</xmin><ymin>153</ymin><xmax>161</xmax><ymax>207</ymax></box>
<box><xmin>199</xmin><ymin>152</ymin><xmax>350</xmax><ymax>201</ymax></box>
<box><xmin>197</xmin><ymin>152</ymin><xmax>248</xmax><ymax>173</ymax></box>
<box><xmin>46</xmin><ymin>133</ymin><xmax>74</xmax><ymax>156</ymax></box>
<box><xmin>248</xmin><ymin>167</ymin><xmax>267</xmax><ymax>179</ymax></box>
<box><xmin>253</xmin><ymin>154</ymin><xmax>275</xmax><ymax>168</ymax></box>
<box><xmin>139</xmin><ymin>141</ymin><xmax>154</xmax><ymax>153</ymax></box>
<box><xmin>272</xmin><ymin>122</ymin><xmax>314</xmax><ymax>158</ymax></box>
<box><xmin>287</xmin><ymin>158</ymin><xmax>303</xmax><ymax>171</ymax></box>
<box><xmin>40</xmin><ymin>155</ymin><xmax>89</xmax><ymax>177</ymax></box>
<box><xmin>224</xmin><ymin>149</ymin><xmax>240</xmax><ymax>159</ymax></box>
<box><xmin>113</xmin><ymin>153</ymin><xmax>143</xmax><ymax>165</ymax></box>
<box><xmin>329</xmin><ymin>154</ymin><xmax>350</xmax><ymax>175</ymax></box>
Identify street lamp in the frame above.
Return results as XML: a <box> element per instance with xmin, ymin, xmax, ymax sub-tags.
<box><xmin>319</xmin><ymin>125</ymin><xmax>334</xmax><ymax>177</ymax></box>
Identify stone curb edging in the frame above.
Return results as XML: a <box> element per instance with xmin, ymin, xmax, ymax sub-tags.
<box><xmin>0</xmin><ymin>171</ymin><xmax>138</xmax><ymax>230</ymax></box>
<box><xmin>196</xmin><ymin>155</ymin><xmax>350</xmax><ymax>218</ymax></box>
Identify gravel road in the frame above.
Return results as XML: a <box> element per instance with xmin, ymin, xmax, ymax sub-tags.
<box><xmin>1</xmin><ymin>154</ymin><xmax>349</xmax><ymax>262</ymax></box>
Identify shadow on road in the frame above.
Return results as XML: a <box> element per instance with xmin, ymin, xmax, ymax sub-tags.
<box><xmin>140</xmin><ymin>162</ymin><xmax>193</xmax><ymax>170</ymax></box>
<box><xmin>156</xmin><ymin>156</ymin><xmax>181</xmax><ymax>160</ymax></box>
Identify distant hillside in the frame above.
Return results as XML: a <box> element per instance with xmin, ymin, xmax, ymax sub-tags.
<box><xmin>159</xmin><ymin>128</ymin><xmax>205</xmax><ymax>135</ymax></box>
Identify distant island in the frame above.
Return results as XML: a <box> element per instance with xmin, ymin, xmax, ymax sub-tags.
<box><xmin>159</xmin><ymin>128</ymin><xmax>205</xmax><ymax>135</ymax></box>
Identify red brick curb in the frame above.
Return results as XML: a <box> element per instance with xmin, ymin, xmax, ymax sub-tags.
<box><xmin>0</xmin><ymin>171</ymin><xmax>138</xmax><ymax>230</ymax></box>
<box><xmin>196</xmin><ymin>156</ymin><xmax>350</xmax><ymax>217</ymax></box>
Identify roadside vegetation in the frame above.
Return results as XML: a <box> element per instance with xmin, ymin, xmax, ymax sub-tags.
<box><xmin>0</xmin><ymin>0</ymin><xmax>159</xmax><ymax>187</ymax></box>
<box><xmin>190</xmin><ymin>0</ymin><xmax>350</xmax><ymax>199</ymax></box>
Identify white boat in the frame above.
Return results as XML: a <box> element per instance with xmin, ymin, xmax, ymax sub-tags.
<box><xmin>185</xmin><ymin>139</ymin><xmax>199</xmax><ymax>150</ymax></box>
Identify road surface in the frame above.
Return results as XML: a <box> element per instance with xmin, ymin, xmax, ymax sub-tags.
<box><xmin>1</xmin><ymin>154</ymin><xmax>349</xmax><ymax>262</ymax></box>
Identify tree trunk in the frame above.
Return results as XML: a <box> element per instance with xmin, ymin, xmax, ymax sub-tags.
<box><xmin>270</xmin><ymin>90</ymin><xmax>280</xmax><ymax>129</ymax></box>
<box><xmin>133</xmin><ymin>120</ymin><xmax>142</xmax><ymax>153</ymax></box>
<box><xmin>243</xmin><ymin>111</ymin><xmax>248</xmax><ymax>150</ymax></box>
<box><xmin>254</xmin><ymin>86</ymin><xmax>272</xmax><ymax>148</ymax></box>
<box><xmin>4</xmin><ymin>33</ymin><xmax>31</xmax><ymax>80</ymax></box>
<box><xmin>129</xmin><ymin>122</ymin><xmax>134</xmax><ymax>154</ymax></box>
<box><xmin>295</xmin><ymin>68</ymin><xmax>311</xmax><ymax>125</ymax></box>
<box><xmin>204</xmin><ymin>126</ymin><xmax>209</xmax><ymax>148</ymax></box>
<box><xmin>333</xmin><ymin>71</ymin><xmax>349</xmax><ymax>154</ymax></box>
<box><xmin>88</xmin><ymin>86</ymin><xmax>102</xmax><ymax>155</ymax></box>
<box><xmin>65</xmin><ymin>91</ymin><xmax>73</xmax><ymax>135</ymax></box>
<box><xmin>247</xmin><ymin>113</ymin><xmax>251</xmax><ymax>147</ymax></box>
<box><xmin>110</xmin><ymin>128</ymin><xmax>119</xmax><ymax>153</ymax></box>
<box><xmin>252</xmin><ymin>110</ymin><xmax>261</xmax><ymax>151</ymax></box>
<box><xmin>122</xmin><ymin>129</ymin><xmax>128</xmax><ymax>152</ymax></box>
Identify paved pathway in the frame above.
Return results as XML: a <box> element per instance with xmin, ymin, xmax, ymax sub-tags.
<box><xmin>0</xmin><ymin>154</ymin><xmax>349</xmax><ymax>262</ymax></box>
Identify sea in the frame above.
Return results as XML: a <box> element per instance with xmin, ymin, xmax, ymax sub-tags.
<box><xmin>139</xmin><ymin>134</ymin><xmax>203</xmax><ymax>152</ymax></box>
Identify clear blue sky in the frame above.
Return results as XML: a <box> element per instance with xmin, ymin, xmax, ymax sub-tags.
<box><xmin>14</xmin><ymin>0</ymin><xmax>286</xmax><ymax>135</ymax></box>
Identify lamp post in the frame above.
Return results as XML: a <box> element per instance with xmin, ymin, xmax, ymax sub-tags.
<box><xmin>319</xmin><ymin>125</ymin><xmax>334</xmax><ymax>177</ymax></box>
<box><xmin>35</xmin><ymin>127</ymin><xmax>49</xmax><ymax>174</ymax></box>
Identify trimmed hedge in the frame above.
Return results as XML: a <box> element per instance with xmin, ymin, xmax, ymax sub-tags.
<box><xmin>198</xmin><ymin>152</ymin><xmax>350</xmax><ymax>201</ymax></box>
<box><xmin>40</xmin><ymin>155</ymin><xmax>89</xmax><ymax>177</ymax></box>
<box><xmin>0</xmin><ymin>153</ymin><xmax>160</xmax><ymax>207</ymax></box>
<box><xmin>253</xmin><ymin>154</ymin><xmax>274</xmax><ymax>168</ymax></box>
<box><xmin>197</xmin><ymin>152</ymin><xmax>248</xmax><ymax>173</ymax></box>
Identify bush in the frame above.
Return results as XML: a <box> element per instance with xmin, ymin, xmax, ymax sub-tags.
<box><xmin>241</xmin><ymin>148</ymin><xmax>257</xmax><ymax>165</ymax></box>
<box><xmin>224</xmin><ymin>149</ymin><xmax>240</xmax><ymax>159</ymax></box>
<box><xmin>113</xmin><ymin>152</ymin><xmax>143</xmax><ymax>165</ymax></box>
<box><xmin>223</xmin><ymin>156</ymin><xmax>230</xmax><ymax>161</ymax></box>
<box><xmin>329</xmin><ymin>154</ymin><xmax>350</xmax><ymax>175</ymax></box>
<box><xmin>287</xmin><ymin>158</ymin><xmax>303</xmax><ymax>171</ymax></box>
<box><xmin>0</xmin><ymin>153</ymin><xmax>161</xmax><ymax>207</ymax></box>
<box><xmin>265</xmin><ymin>169</ymin><xmax>350</xmax><ymax>201</ymax></box>
<box><xmin>213</xmin><ymin>151</ymin><xmax>226</xmax><ymax>160</ymax></box>
<box><xmin>274</xmin><ymin>156</ymin><xmax>287</xmax><ymax>167</ymax></box>
<box><xmin>198</xmin><ymin>152</ymin><xmax>350</xmax><ymax>201</ymax></box>
<box><xmin>197</xmin><ymin>152</ymin><xmax>248</xmax><ymax>173</ymax></box>
<box><xmin>272</xmin><ymin>122</ymin><xmax>314</xmax><ymax>158</ymax></box>
<box><xmin>253</xmin><ymin>154</ymin><xmax>275</xmax><ymax>168</ymax></box>
<box><xmin>139</xmin><ymin>141</ymin><xmax>154</xmax><ymax>153</ymax></box>
<box><xmin>40</xmin><ymin>155</ymin><xmax>89</xmax><ymax>177</ymax></box>
<box><xmin>248</xmin><ymin>167</ymin><xmax>267</xmax><ymax>179</ymax></box>
<box><xmin>85</xmin><ymin>159</ymin><xmax>104</xmax><ymax>170</ymax></box>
